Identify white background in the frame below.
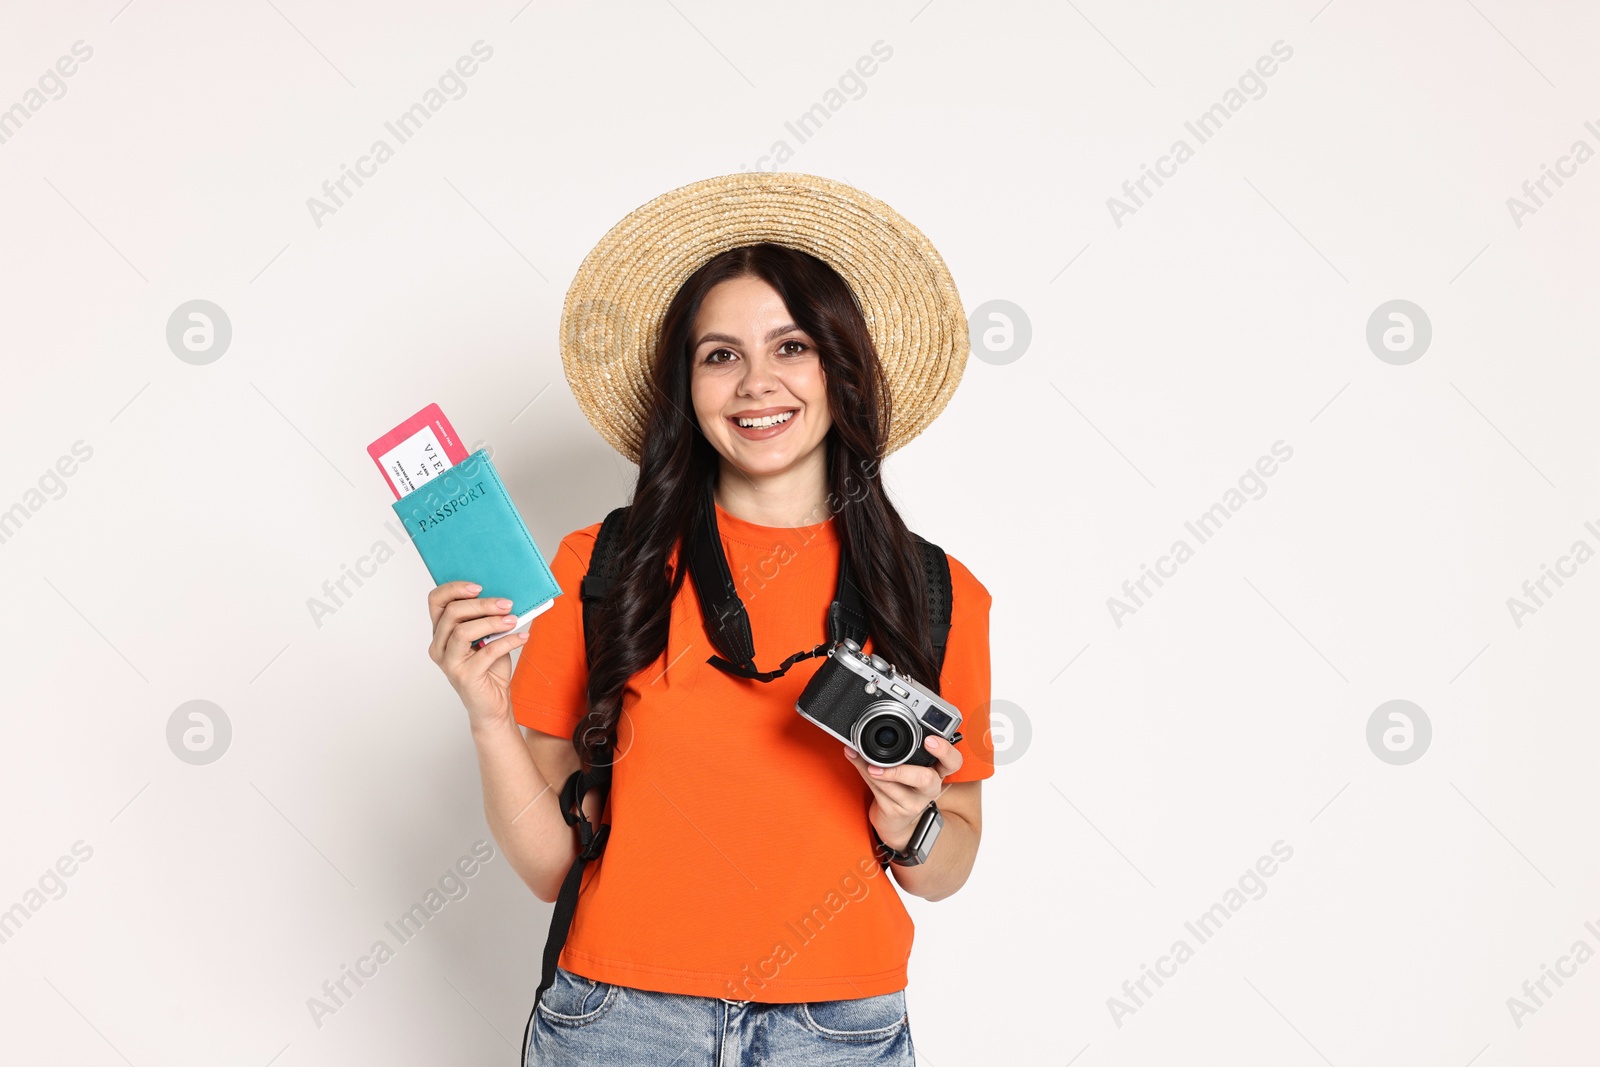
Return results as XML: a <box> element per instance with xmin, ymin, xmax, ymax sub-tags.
<box><xmin>1</xmin><ymin>1</ymin><xmax>1596</xmax><ymax>1064</ymax></box>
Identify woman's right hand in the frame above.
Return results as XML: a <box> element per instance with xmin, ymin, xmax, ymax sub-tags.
<box><xmin>426</xmin><ymin>581</ymin><xmax>529</xmax><ymax>733</ymax></box>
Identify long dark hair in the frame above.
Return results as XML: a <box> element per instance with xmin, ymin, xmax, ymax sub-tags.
<box><xmin>575</xmin><ymin>242</ymin><xmax>939</xmax><ymax>769</ymax></box>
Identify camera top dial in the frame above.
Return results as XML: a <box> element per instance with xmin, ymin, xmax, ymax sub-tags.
<box><xmin>838</xmin><ymin>636</ymin><xmax>900</xmax><ymax>679</ymax></box>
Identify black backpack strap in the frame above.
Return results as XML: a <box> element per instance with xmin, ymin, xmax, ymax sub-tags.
<box><xmin>527</xmin><ymin>506</ymin><xmax>628</xmax><ymax>1044</ymax></box>
<box><xmin>827</xmin><ymin>534</ymin><xmax>948</xmax><ymax>677</ymax></box>
<box><xmin>827</xmin><ymin>548</ymin><xmax>872</xmax><ymax>650</ymax></box>
<box><xmin>580</xmin><ymin>505</ymin><xmax>631</xmax><ymax>640</ymax></box>
<box><xmin>686</xmin><ymin>481</ymin><xmax>761</xmax><ymax>674</ymax></box>
<box><xmin>913</xmin><ymin>535</ymin><xmax>953</xmax><ymax>676</ymax></box>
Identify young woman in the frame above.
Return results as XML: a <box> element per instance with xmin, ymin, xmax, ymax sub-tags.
<box><xmin>426</xmin><ymin>174</ymin><xmax>993</xmax><ymax>1066</ymax></box>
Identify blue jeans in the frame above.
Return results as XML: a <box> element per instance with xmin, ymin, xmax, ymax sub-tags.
<box><xmin>524</xmin><ymin>964</ymin><xmax>917</xmax><ymax>1066</ymax></box>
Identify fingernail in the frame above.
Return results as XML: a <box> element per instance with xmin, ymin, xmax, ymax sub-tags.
<box><xmin>502</xmin><ymin>615</ymin><xmax>517</xmax><ymax>626</ymax></box>
<box><xmin>868</xmin><ymin>765</ymin><xmax>884</xmax><ymax>776</ymax></box>
<box><xmin>497</xmin><ymin>599</ymin><xmax>512</xmax><ymax>610</ymax></box>
<box><xmin>843</xmin><ymin>746</ymin><xmax>855</xmax><ymax>759</ymax></box>
<box><xmin>467</xmin><ymin>583</ymin><xmax>482</xmax><ymax>593</ymax></box>
<box><xmin>926</xmin><ymin>737</ymin><xmax>941</xmax><ymax>749</ymax></box>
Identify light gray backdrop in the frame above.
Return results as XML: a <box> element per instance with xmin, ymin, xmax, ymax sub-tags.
<box><xmin>2</xmin><ymin>0</ymin><xmax>1596</xmax><ymax>1064</ymax></box>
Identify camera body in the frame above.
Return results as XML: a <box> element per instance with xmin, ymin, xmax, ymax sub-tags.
<box><xmin>795</xmin><ymin>638</ymin><xmax>964</xmax><ymax>768</ymax></box>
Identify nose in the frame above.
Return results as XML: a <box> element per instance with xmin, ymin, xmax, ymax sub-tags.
<box><xmin>736</xmin><ymin>350</ymin><xmax>778</xmax><ymax>396</ymax></box>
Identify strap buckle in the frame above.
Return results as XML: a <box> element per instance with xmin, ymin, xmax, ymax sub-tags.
<box><xmin>558</xmin><ymin>769</ymin><xmax>588</xmax><ymax>828</ymax></box>
<box><xmin>560</xmin><ymin>768</ymin><xmax>612</xmax><ymax>860</ymax></box>
<box><xmin>577</xmin><ymin>821</ymin><xmax>611</xmax><ymax>860</ymax></box>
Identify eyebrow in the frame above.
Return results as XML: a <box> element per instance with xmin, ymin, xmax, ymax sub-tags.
<box><xmin>693</xmin><ymin>323</ymin><xmax>803</xmax><ymax>349</ymax></box>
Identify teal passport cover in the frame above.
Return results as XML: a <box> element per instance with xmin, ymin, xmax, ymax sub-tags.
<box><xmin>391</xmin><ymin>449</ymin><xmax>560</xmax><ymax>618</ymax></box>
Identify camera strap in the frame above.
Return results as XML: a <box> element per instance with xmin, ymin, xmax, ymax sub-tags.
<box><xmin>686</xmin><ymin>479</ymin><xmax>871</xmax><ymax>683</ymax></box>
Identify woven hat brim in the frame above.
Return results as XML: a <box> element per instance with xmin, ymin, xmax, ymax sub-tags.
<box><xmin>560</xmin><ymin>171</ymin><xmax>968</xmax><ymax>464</ymax></box>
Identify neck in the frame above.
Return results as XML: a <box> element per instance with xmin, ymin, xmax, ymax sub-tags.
<box><xmin>714</xmin><ymin>451</ymin><xmax>832</xmax><ymax>528</ymax></box>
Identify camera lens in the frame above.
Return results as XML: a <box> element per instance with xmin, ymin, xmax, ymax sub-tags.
<box><xmin>854</xmin><ymin>704</ymin><xmax>918</xmax><ymax>766</ymax></box>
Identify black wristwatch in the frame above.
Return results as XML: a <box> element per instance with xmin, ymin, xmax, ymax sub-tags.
<box><xmin>872</xmin><ymin>801</ymin><xmax>944</xmax><ymax>867</ymax></box>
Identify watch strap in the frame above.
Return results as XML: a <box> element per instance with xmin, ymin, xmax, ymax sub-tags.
<box><xmin>873</xmin><ymin>801</ymin><xmax>942</xmax><ymax>867</ymax></box>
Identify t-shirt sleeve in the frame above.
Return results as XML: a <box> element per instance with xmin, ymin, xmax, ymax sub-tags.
<box><xmin>509</xmin><ymin>523</ymin><xmax>601</xmax><ymax>739</ymax></box>
<box><xmin>938</xmin><ymin>552</ymin><xmax>995</xmax><ymax>783</ymax></box>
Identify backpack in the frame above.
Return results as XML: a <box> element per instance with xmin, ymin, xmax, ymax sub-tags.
<box><xmin>529</xmin><ymin>500</ymin><xmax>952</xmax><ymax>1014</ymax></box>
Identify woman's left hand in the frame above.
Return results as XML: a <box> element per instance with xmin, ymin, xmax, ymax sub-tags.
<box><xmin>843</xmin><ymin>736</ymin><xmax>963</xmax><ymax>852</ymax></box>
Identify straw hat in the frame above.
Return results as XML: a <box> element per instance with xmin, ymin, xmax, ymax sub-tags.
<box><xmin>559</xmin><ymin>171</ymin><xmax>969</xmax><ymax>464</ymax></box>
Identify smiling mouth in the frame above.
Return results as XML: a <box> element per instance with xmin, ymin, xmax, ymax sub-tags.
<box><xmin>730</xmin><ymin>410</ymin><xmax>796</xmax><ymax>429</ymax></box>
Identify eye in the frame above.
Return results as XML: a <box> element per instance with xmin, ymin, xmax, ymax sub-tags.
<box><xmin>699</xmin><ymin>339</ymin><xmax>809</xmax><ymax>365</ymax></box>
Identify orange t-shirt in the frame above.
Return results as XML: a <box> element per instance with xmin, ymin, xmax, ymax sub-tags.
<box><xmin>508</xmin><ymin>500</ymin><xmax>994</xmax><ymax>1002</ymax></box>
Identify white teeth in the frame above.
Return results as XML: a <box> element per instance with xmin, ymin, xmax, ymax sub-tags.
<box><xmin>735</xmin><ymin>411</ymin><xmax>795</xmax><ymax>428</ymax></box>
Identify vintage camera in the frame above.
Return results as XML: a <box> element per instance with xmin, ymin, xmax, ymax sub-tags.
<box><xmin>795</xmin><ymin>638</ymin><xmax>964</xmax><ymax>768</ymax></box>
